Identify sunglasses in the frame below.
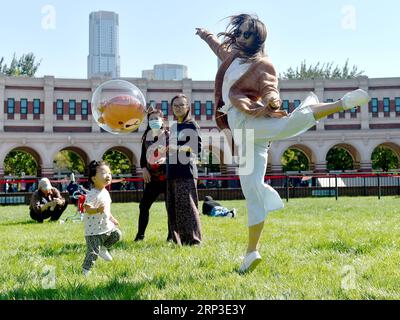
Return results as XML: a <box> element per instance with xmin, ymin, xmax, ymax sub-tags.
<box><xmin>234</xmin><ymin>30</ymin><xmax>253</xmax><ymax>40</ymax></box>
<box><xmin>172</xmin><ymin>103</ymin><xmax>187</xmax><ymax>108</ymax></box>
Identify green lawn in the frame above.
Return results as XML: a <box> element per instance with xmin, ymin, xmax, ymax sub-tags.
<box><xmin>0</xmin><ymin>197</ymin><xmax>399</xmax><ymax>300</ymax></box>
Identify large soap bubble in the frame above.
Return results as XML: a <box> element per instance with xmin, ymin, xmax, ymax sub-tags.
<box><xmin>91</xmin><ymin>80</ymin><xmax>146</xmax><ymax>134</ymax></box>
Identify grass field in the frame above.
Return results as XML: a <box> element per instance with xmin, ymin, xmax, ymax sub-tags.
<box><xmin>0</xmin><ymin>197</ymin><xmax>400</xmax><ymax>300</ymax></box>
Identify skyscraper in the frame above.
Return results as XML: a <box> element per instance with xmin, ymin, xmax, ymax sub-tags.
<box><xmin>87</xmin><ymin>11</ymin><xmax>120</xmax><ymax>79</ymax></box>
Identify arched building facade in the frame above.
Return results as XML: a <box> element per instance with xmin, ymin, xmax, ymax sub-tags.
<box><xmin>1</xmin><ymin>75</ymin><xmax>400</xmax><ymax>179</ymax></box>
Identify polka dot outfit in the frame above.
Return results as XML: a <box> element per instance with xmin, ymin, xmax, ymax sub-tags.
<box><xmin>83</xmin><ymin>188</ymin><xmax>115</xmax><ymax>236</ymax></box>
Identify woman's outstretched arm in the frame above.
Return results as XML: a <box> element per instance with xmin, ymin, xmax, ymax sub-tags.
<box><xmin>195</xmin><ymin>28</ymin><xmax>230</xmax><ymax>61</ymax></box>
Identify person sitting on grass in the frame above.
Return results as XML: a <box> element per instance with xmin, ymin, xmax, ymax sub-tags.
<box><xmin>82</xmin><ymin>160</ymin><xmax>121</xmax><ymax>276</ymax></box>
<box><xmin>29</xmin><ymin>178</ymin><xmax>68</xmax><ymax>223</ymax></box>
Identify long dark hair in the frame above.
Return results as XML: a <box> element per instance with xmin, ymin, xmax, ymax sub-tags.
<box><xmin>171</xmin><ymin>94</ymin><xmax>192</xmax><ymax>123</ymax></box>
<box><xmin>141</xmin><ymin>108</ymin><xmax>166</xmax><ymax>143</ymax></box>
<box><xmin>87</xmin><ymin>160</ymin><xmax>109</xmax><ymax>185</ymax></box>
<box><xmin>218</xmin><ymin>14</ymin><xmax>267</xmax><ymax>62</ymax></box>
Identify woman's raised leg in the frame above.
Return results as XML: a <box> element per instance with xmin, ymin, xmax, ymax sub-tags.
<box><xmin>310</xmin><ymin>89</ymin><xmax>370</xmax><ymax>120</ymax></box>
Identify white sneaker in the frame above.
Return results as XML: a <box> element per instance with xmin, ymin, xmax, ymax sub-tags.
<box><xmin>82</xmin><ymin>268</ymin><xmax>91</xmax><ymax>276</ymax></box>
<box><xmin>239</xmin><ymin>251</ymin><xmax>262</xmax><ymax>274</ymax></box>
<box><xmin>226</xmin><ymin>208</ymin><xmax>236</xmax><ymax>218</ymax></box>
<box><xmin>98</xmin><ymin>246</ymin><xmax>113</xmax><ymax>261</ymax></box>
<box><xmin>341</xmin><ymin>89</ymin><xmax>370</xmax><ymax>110</ymax></box>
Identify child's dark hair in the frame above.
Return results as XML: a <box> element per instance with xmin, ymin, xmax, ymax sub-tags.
<box><xmin>87</xmin><ymin>160</ymin><xmax>109</xmax><ymax>185</ymax></box>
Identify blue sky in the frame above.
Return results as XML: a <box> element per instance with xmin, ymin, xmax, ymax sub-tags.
<box><xmin>1</xmin><ymin>0</ymin><xmax>399</xmax><ymax>80</ymax></box>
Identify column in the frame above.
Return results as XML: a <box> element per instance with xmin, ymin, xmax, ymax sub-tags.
<box><xmin>359</xmin><ymin>160</ymin><xmax>372</xmax><ymax>172</ymax></box>
<box><xmin>359</xmin><ymin>141</ymin><xmax>372</xmax><ymax>172</ymax></box>
<box><xmin>270</xmin><ymin>163</ymin><xmax>283</xmax><ymax>174</ymax></box>
<box><xmin>358</xmin><ymin>76</ymin><xmax>370</xmax><ymax>130</ymax></box>
<box><xmin>90</xmin><ymin>78</ymin><xmax>102</xmax><ymax>133</ymax></box>
<box><xmin>314</xmin><ymin>79</ymin><xmax>325</xmax><ymax>131</ymax></box>
<box><xmin>0</xmin><ymin>77</ymin><xmax>5</xmax><ymax>132</ymax></box>
<box><xmin>43</xmin><ymin>76</ymin><xmax>55</xmax><ymax>132</ymax></box>
<box><xmin>314</xmin><ymin>162</ymin><xmax>327</xmax><ymax>173</ymax></box>
<box><xmin>41</xmin><ymin>166</ymin><xmax>55</xmax><ymax>178</ymax></box>
<box><xmin>182</xmin><ymin>78</ymin><xmax>193</xmax><ymax>103</ymax></box>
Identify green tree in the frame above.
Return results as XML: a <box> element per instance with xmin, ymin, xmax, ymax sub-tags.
<box><xmin>0</xmin><ymin>53</ymin><xmax>41</xmax><ymax>77</ymax></box>
<box><xmin>103</xmin><ymin>150</ymin><xmax>131</xmax><ymax>175</ymax></box>
<box><xmin>0</xmin><ymin>57</ymin><xmax>5</xmax><ymax>74</ymax></box>
<box><xmin>326</xmin><ymin>148</ymin><xmax>354</xmax><ymax>171</ymax></box>
<box><xmin>4</xmin><ymin>151</ymin><xmax>38</xmax><ymax>176</ymax></box>
<box><xmin>371</xmin><ymin>147</ymin><xmax>399</xmax><ymax>172</ymax></box>
<box><xmin>280</xmin><ymin>59</ymin><xmax>365</xmax><ymax>80</ymax></box>
<box><xmin>53</xmin><ymin>150</ymin><xmax>85</xmax><ymax>174</ymax></box>
<box><xmin>282</xmin><ymin>149</ymin><xmax>309</xmax><ymax>172</ymax></box>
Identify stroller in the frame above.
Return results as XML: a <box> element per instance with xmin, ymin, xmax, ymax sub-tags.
<box><xmin>59</xmin><ymin>184</ymin><xmax>88</xmax><ymax>223</ymax></box>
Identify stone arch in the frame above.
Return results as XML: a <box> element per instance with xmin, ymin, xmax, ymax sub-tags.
<box><xmin>52</xmin><ymin>146</ymin><xmax>90</xmax><ymax>176</ymax></box>
<box><xmin>371</xmin><ymin>142</ymin><xmax>400</xmax><ymax>171</ymax></box>
<box><xmin>3</xmin><ymin>146</ymin><xmax>42</xmax><ymax>176</ymax></box>
<box><xmin>372</xmin><ymin>142</ymin><xmax>400</xmax><ymax>159</ymax></box>
<box><xmin>326</xmin><ymin>143</ymin><xmax>361</xmax><ymax>171</ymax></box>
<box><xmin>59</xmin><ymin>146</ymin><xmax>90</xmax><ymax>166</ymax></box>
<box><xmin>102</xmin><ymin>146</ymin><xmax>139</xmax><ymax>175</ymax></box>
<box><xmin>280</xmin><ymin>144</ymin><xmax>316</xmax><ymax>171</ymax></box>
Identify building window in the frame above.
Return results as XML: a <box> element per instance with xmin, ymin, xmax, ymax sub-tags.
<box><xmin>371</xmin><ymin>98</ymin><xmax>378</xmax><ymax>113</ymax></box>
<box><xmin>282</xmin><ymin>100</ymin><xmax>289</xmax><ymax>112</ymax></box>
<box><xmin>69</xmin><ymin>100</ymin><xmax>76</xmax><ymax>115</ymax></box>
<box><xmin>294</xmin><ymin>100</ymin><xmax>301</xmax><ymax>109</ymax></box>
<box><xmin>20</xmin><ymin>99</ymin><xmax>28</xmax><ymax>114</ymax></box>
<box><xmin>7</xmin><ymin>99</ymin><xmax>15</xmax><ymax>114</ymax></box>
<box><xmin>56</xmin><ymin>99</ymin><xmax>64</xmax><ymax>115</ymax></box>
<box><xmin>395</xmin><ymin>97</ymin><xmax>400</xmax><ymax>112</ymax></box>
<box><xmin>383</xmin><ymin>98</ymin><xmax>390</xmax><ymax>112</ymax></box>
<box><xmin>194</xmin><ymin>101</ymin><xmax>201</xmax><ymax>116</ymax></box>
<box><xmin>33</xmin><ymin>99</ymin><xmax>41</xmax><ymax>114</ymax></box>
<box><xmin>81</xmin><ymin>100</ymin><xmax>88</xmax><ymax>115</ymax></box>
<box><xmin>206</xmin><ymin>101</ymin><xmax>213</xmax><ymax>116</ymax></box>
<box><xmin>161</xmin><ymin>101</ymin><xmax>168</xmax><ymax>116</ymax></box>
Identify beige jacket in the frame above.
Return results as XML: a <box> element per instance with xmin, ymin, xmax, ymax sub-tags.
<box><xmin>199</xmin><ymin>32</ymin><xmax>287</xmax><ymax>131</ymax></box>
<box><xmin>29</xmin><ymin>188</ymin><xmax>66</xmax><ymax>215</ymax></box>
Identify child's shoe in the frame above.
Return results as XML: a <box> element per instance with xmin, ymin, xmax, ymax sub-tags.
<box><xmin>98</xmin><ymin>246</ymin><xmax>113</xmax><ymax>261</ymax></box>
<box><xmin>82</xmin><ymin>268</ymin><xmax>91</xmax><ymax>276</ymax></box>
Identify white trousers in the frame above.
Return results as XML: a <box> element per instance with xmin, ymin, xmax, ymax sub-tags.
<box><xmin>227</xmin><ymin>92</ymin><xmax>318</xmax><ymax>226</ymax></box>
